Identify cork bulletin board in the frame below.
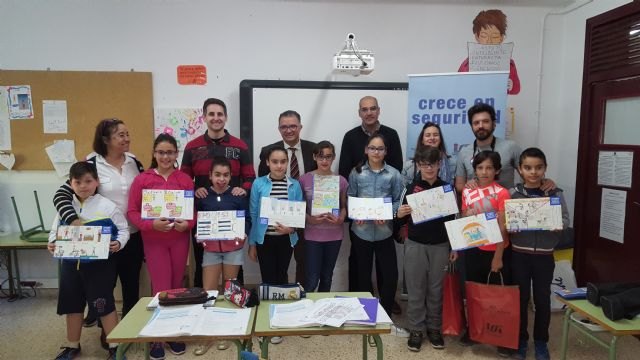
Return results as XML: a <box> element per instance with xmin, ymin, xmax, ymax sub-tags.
<box><xmin>0</xmin><ymin>70</ymin><xmax>154</xmax><ymax>170</ymax></box>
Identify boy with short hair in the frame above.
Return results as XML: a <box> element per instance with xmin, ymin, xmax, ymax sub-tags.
<box><xmin>48</xmin><ymin>161</ymin><xmax>129</xmax><ymax>360</ymax></box>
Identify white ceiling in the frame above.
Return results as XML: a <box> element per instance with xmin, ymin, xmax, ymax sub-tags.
<box><xmin>291</xmin><ymin>0</ymin><xmax>577</xmax><ymax>7</ymax></box>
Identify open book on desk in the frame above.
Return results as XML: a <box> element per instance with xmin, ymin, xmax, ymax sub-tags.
<box><xmin>139</xmin><ymin>304</ymin><xmax>251</xmax><ymax>337</ymax></box>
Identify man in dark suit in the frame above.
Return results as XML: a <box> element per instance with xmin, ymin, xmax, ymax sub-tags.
<box><xmin>258</xmin><ymin>110</ymin><xmax>317</xmax><ymax>285</ymax></box>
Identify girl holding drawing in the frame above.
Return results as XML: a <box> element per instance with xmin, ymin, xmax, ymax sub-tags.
<box><xmin>459</xmin><ymin>150</ymin><xmax>511</xmax><ymax>355</ymax></box>
<box><xmin>508</xmin><ymin>147</ymin><xmax>569</xmax><ymax>360</ymax></box>
<box><xmin>248</xmin><ymin>146</ymin><xmax>304</xmax><ymax>345</ymax></box>
<box><xmin>127</xmin><ymin>133</ymin><xmax>194</xmax><ymax>359</ymax></box>
<box><xmin>347</xmin><ymin>133</ymin><xmax>404</xmax><ymax>321</ymax></box>
<box><xmin>298</xmin><ymin>141</ymin><xmax>348</xmax><ymax>292</ymax></box>
<box><xmin>395</xmin><ymin>146</ymin><xmax>458</xmax><ymax>352</ymax></box>
<box><xmin>192</xmin><ymin>156</ymin><xmax>250</xmax><ymax>355</ymax></box>
<box><xmin>248</xmin><ymin>146</ymin><xmax>303</xmax><ymax>283</ymax></box>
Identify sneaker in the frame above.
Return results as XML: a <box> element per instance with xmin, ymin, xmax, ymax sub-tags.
<box><xmin>270</xmin><ymin>336</ymin><xmax>283</xmax><ymax>344</ymax></box>
<box><xmin>407</xmin><ymin>331</ymin><xmax>423</xmax><ymax>352</ymax></box>
<box><xmin>391</xmin><ymin>324</ymin><xmax>410</xmax><ymax>338</ymax></box>
<box><xmin>427</xmin><ymin>329</ymin><xmax>445</xmax><ymax>349</ymax></box>
<box><xmin>167</xmin><ymin>342</ymin><xmax>186</xmax><ymax>355</ymax></box>
<box><xmin>513</xmin><ymin>340</ymin><xmax>528</xmax><ymax>360</ymax></box>
<box><xmin>498</xmin><ymin>346</ymin><xmax>514</xmax><ymax>357</ymax></box>
<box><xmin>107</xmin><ymin>347</ymin><xmax>126</xmax><ymax>360</ymax></box>
<box><xmin>193</xmin><ymin>342</ymin><xmax>213</xmax><ymax>356</ymax></box>
<box><xmin>83</xmin><ymin>313</ymin><xmax>97</xmax><ymax>327</ymax></box>
<box><xmin>149</xmin><ymin>342</ymin><xmax>165</xmax><ymax>360</ymax></box>
<box><xmin>458</xmin><ymin>331</ymin><xmax>476</xmax><ymax>347</ymax></box>
<box><xmin>217</xmin><ymin>341</ymin><xmax>230</xmax><ymax>350</ymax></box>
<box><xmin>534</xmin><ymin>340</ymin><xmax>550</xmax><ymax>360</ymax></box>
<box><xmin>392</xmin><ymin>301</ymin><xmax>402</xmax><ymax>315</ymax></box>
<box><xmin>55</xmin><ymin>346</ymin><xmax>81</xmax><ymax>360</ymax></box>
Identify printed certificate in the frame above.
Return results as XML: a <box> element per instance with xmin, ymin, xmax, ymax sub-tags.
<box><xmin>141</xmin><ymin>189</ymin><xmax>194</xmax><ymax>220</ymax></box>
<box><xmin>311</xmin><ymin>175</ymin><xmax>340</xmax><ymax>216</ymax></box>
<box><xmin>505</xmin><ymin>197</ymin><xmax>563</xmax><ymax>231</ymax></box>
<box><xmin>53</xmin><ymin>226</ymin><xmax>111</xmax><ymax>260</ymax></box>
<box><xmin>348</xmin><ymin>197</ymin><xmax>393</xmax><ymax>221</ymax></box>
<box><xmin>406</xmin><ymin>184</ymin><xmax>459</xmax><ymax>224</ymax></box>
<box><xmin>259</xmin><ymin>197</ymin><xmax>306</xmax><ymax>228</ymax></box>
<box><xmin>445</xmin><ymin>212</ymin><xmax>503</xmax><ymax>251</ymax></box>
<box><xmin>196</xmin><ymin>210</ymin><xmax>246</xmax><ymax>240</ymax></box>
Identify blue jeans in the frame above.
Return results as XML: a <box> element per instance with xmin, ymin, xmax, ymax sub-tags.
<box><xmin>304</xmin><ymin>240</ymin><xmax>342</xmax><ymax>292</ymax></box>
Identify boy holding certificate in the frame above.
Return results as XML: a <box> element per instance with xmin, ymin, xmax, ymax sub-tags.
<box><xmin>509</xmin><ymin>148</ymin><xmax>569</xmax><ymax>360</ymax></box>
<box><xmin>396</xmin><ymin>147</ymin><xmax>458</xmax><ymax>352</ymax></box>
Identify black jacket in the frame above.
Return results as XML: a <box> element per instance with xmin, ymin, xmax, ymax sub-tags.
<box><xmin>257</xmin><ymin>139</ymin><xmax>317</xmax><ymax>177</ymax></box>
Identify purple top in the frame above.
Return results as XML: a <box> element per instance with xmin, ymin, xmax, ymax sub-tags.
<box><xmin>298</xmin><ymin>172</ymin><xmax>348</xmax><ymax>242</ymax></box>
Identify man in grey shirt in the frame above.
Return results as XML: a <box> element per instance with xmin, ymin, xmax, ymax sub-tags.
<box><xmin>455</xmin><ymin>103</ymin><xmax>555</xmax><ymax>196</ymax></box>
<box><xmin>455</xmin><ymin>103</ymin><xmax>521</xmax><ymax>192</ymax></box>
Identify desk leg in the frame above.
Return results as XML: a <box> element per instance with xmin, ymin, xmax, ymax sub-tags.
<box><xmin>115</xmin><ymin>343</ymin><xmax>131</xmax><ymax>360</ymax></box>
<box><xmin>260</xmin><ymin>337</ymin><xmax>269</xmax><ymax>360</ymax></box>
<box><xmin>2</xmin><ymin>249</ymin><xmax>16</xmax><ymax>298</ymax></box>
<box><xmin>245</xmin><ymin>338</ymin><xmax>253</xmax><ymax>352</ymax></box>
<box><xmin>12</xmin><ymin>249</ymin><xmax>24</xmax><ymax>298</ymax></box>
<box><xmin>362</xmin><ymin>335</ymin><xmax>368</xmax><ymax>360</ymax></box>
<box><xmin>231</xmin><ymin>339</ymin><xmax>243</xmax><ymax>360</ymax></box>
<box><xmin>371</xmin><ymin>335</ymin><xmax>383</xmax><ymax>360</ymax></box>
<box><xmin>560</xmin><ymin>307</ymin><xmax>573</xmax><ymax>360</ymax></box>
<box><xmin>144</xmin><ymin>343</ymin><xmax>150</xmax><ymax>360</ymax></box>
<box><xmin>609</xmin><ymin>336</ymin><xmax>619</xmax><ymax>360</ymax></box>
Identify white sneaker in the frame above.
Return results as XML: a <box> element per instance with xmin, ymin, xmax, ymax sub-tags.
<box><xmin>391</xmin><ymin>324</ymin><xmax>410</xmax><ymax>338</ymax></box>
<box><xmin>270</xmin><ymin>336</ymin><xmax>283</xmax><ymax>344</ymax></box>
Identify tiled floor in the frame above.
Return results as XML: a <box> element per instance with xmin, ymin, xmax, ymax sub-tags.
<box><xmin>1</xmin><ymin>290</ymin><xmax>639</xmax><ymax>359</ymax></box>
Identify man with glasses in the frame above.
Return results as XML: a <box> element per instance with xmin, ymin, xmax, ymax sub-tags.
<box><xmin>258</xmin><ymin>110</ymin><xmax>317</xmax><ymax>285</ymax></box>
<box><xmin>181</xmin><ymin>98</ymin><xmax>256</xmax><ymax>288</ymax></box>
<box><xmin>339</xmin><ymin>96</ymin><xmax>404</xmax><ymax>316</ymax></box>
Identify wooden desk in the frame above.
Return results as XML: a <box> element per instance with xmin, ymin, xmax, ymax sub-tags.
<box><xmin>254</xmin><ymin>292</ymin><xmax>391</xmax><ymax>360</ymax></box>
<box><xmin>107</xmin><ymin>296</ymin><xmax>256</xmax><ymax>360</ymax></box>
<box><xmin>0</xmin><ymin>233</ymin><xmax>48</xmax><ymax>300</ymax></box>
<box><xmin>558</xmin><ymin>298</ymin><xmax>640</xmax><ymax>360</ymax></box>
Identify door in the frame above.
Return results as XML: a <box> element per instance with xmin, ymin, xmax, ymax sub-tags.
<box><xmin>574</xmin><ymin>78</ymin><xmax>640</xmax><ymax>284</ymax></box>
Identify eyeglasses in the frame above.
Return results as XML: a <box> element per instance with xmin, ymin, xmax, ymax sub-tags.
<box><xmin>417</xmin><ymin>162</ymin><xmax>437</xmax><ymax>169</ymax></box>
<box><xmin>367</xmin><ymin>146</ymin><xmax>386</xmax><ymax>153</ymax></box>
<box><xmin>154</xmin><ymin>150</ymin><xmax>178</xmax><ymax>157</ymax></box>
<box><xmin>360</xmin><ymin>106</ymin><xmax>379</xmax><ymax>113</ymax></box>
<box><xmin>278</xmin><ymin>124</ymin><xmax>299</xmax><ymax>131</ymax></box>
<box><xmin>316</xmin><ymin>155</ymin><xmax>334</xmax><ymax>161</ymax></box>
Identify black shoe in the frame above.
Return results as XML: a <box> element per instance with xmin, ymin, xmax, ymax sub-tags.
<box><xmin>497</xmin><ymin>346</ymin><xmax>513</xmax><ymax>357</ymax></box>
<box><xmin>392</xmin><ymin>301</ymin><xmax>402</xmax><ymax>315</ymax></box>
<box><xmin>55</xmin><ymin>346</ymin><xmax>81</xmax><ymax>360</ymax></box>
<box><xmin>427</xmin><ymin>329</ymin><xmax>445</xmax><ymax>349</ymax></box>
<box><xmin>458</xmin><ymin>331</ymin><xmax>476</xmax><ymax>347</ymax></box>
<box><xmin>407</xmin><ymin>331</ymin><xmax>423</xmax><ymax>352</ymax></box>
<box><xmin>83</xmin><ymin>314</ymin><xmax>97</xmax><ymax>328</ymax></box>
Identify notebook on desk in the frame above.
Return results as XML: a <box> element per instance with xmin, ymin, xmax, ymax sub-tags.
<box><xmin>554</xmin><ymin>287</ymin><xmax>587</xmax><ymax>300</ymax></box>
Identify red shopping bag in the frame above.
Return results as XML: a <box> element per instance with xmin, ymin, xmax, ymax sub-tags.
<box><xmin>465</xmin><ymin>272</ymin><xmax>520</xmax><ymax>349</ymax></box>
<box><xmin>441</xmin><ymin>263</ymin><xmax>464</xmax><ymax>336</ymax></box>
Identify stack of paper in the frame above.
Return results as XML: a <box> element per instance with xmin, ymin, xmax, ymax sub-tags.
<box><xmin>269</xmin><ymin>297</ymin><xmax>387</xmax><ymax>329</ymax></box>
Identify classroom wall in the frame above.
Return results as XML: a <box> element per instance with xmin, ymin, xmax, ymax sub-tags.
<box><xmin>0</xmin><ymin>0</ymin><xmax>628</xmax><ymax>287</ymax></box>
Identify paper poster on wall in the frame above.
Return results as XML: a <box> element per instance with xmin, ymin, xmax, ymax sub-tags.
<box><xmin>45</xmin><ymin>140</ymin><xmax>77</xmax><ymax>177</ymax></box>
<box><xmin>7</xmin><ymin>85</ymin><xmax>34</xmax><ymax>119</ymax></box>
<box><xmin>42</xmin><ymin>100</ymin><xmax>68</xmax><ymax>133</ymax></box>
<box><xmin>597</xmin><ymin>151</ymin><xmax>633</xmax><ymax>188</ymax></box>
<box><xmin>468</xmin><ymin>42</ymin><xmax>514</xmax><ymax>72</ymax></box>
<box><xmin>154</xmin><ymin>108</ymin><xmax>206</xmax><ymax>164</ymax></box>
<box><xmin>458</xmin><ymin>9</ymin><xmax>520</xmax><ymax>95</ymax></box>
<box><xmin>599</xmin><ymin>188</ymin><xmax>626</xmax><ymax>244</ymax></box>
<box><xmin>0</xmin><ymin>86</ymin><xmax>11</xmax><ymax>150</ymax></box>
<box><xmin>177</xmin><ymin>65</ymin><xmax>207</xmax><ymax>85</ymax></box>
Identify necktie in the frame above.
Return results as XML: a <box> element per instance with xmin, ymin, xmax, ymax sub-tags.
<box><xmin>289</xmin><ymin>147</ymin><xmax>300</xmax><ymax>179</ymax></box>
